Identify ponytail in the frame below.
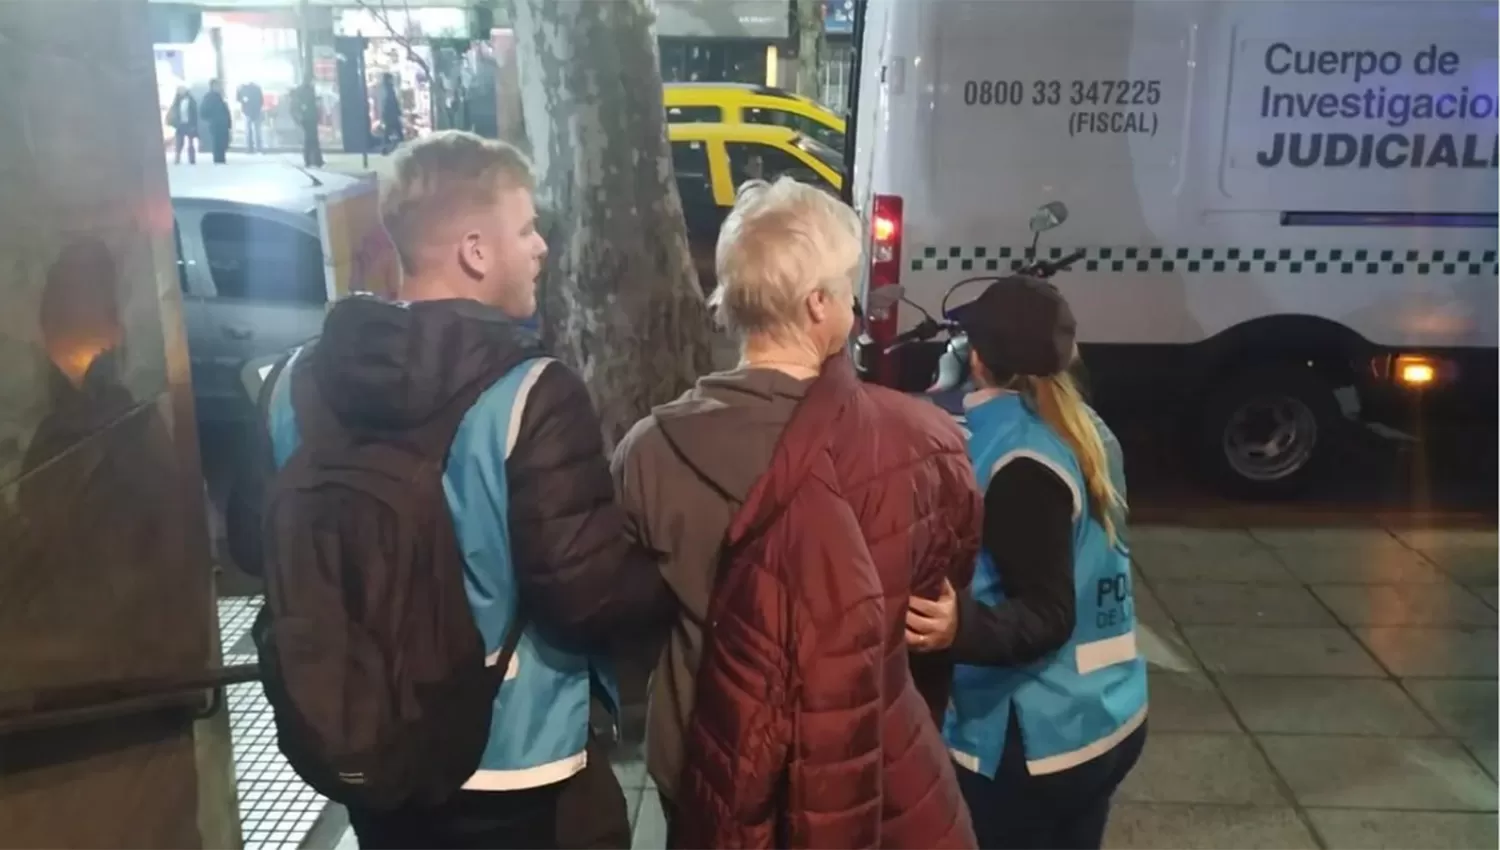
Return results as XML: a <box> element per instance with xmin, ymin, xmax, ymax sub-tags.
<box><xmin>1018</xmin><ymin>372</ymin><xmax>1124</xmax><ymax>543</ymax></box>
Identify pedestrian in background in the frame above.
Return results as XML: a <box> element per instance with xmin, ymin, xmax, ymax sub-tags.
<box><xmin>167</xmin><ymin>86</ymin><xmax>197</xmax><ymax>165</ymax></box>
<box><xmin>380</xmin><ymin>73</ymin><xmax>404</xmax><ymax>154</ymax></box>
<box><xmin>200</xmin><ymin>79</ymin><xmax>232</xmax><ymax>164</ymax></box>
<box><xmin>237</xmin><ymin>80</ymin><xmax>265</xmax><ymax>153</ymax></box>
<box><xmin>906</xmin><ymin>276</ymin><xmax>1147</xmax><ymax>850</ymax></box>
<box><xmin>292</xmin><ymin>82</ymin><xmax>323</xmax><ymax>167</ymax></box>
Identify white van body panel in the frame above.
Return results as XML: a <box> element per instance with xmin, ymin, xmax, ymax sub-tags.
<box><xmin>854</xmin><ymin>0</ymin><xmax>1498</xmax><ymax>350</ymax></box>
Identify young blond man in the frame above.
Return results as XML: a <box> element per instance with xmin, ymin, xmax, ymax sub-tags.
<box><xmin>262</xmin><ymin>131</ymin><xmax>671</xmax><ymax>848</ymax></box>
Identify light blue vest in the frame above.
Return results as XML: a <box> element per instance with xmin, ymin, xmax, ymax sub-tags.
<box><xmin>944</xmin><ymin>391</ymin><xmax>1148</xmax><ymax>778</ymax></box>
<box><xmin>267</xmin><ymin>350</ymin><xmax>616</xmax><ymax>791</ymax></box>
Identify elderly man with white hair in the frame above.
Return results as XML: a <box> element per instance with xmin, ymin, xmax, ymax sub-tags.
<box><xmin>611</xmin><ymin>177</ymin><xmax>983</xmax><ymax>849</ymax></box>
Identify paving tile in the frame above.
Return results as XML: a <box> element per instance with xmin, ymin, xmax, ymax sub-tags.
<box><xmin>1476</xmin><ymin>586</ymin><xmax>1499</xmax><ymax>610</ymax></box>
<box><xmin>1404</xmin><ymin>679</ymin><xmax>1499</xmax><ymax>740</ymax></box>
<box><xmin>1147</xmin><ymin>672</ymin><xmax>1241</xmax><ymax>732</ymax></box>
<box><xmin>1155</xmin><ymin>583</ymin><xmax>1337</xmax><ymax>627</ymax></box>
<box><xmin>1134</xmin><ymin>574</ymin><xmax>1174</xmax><ymax>628</ymax></box>
<box><xmin>1356</xmin><ymin>627</ymin><xmax>1499</xmax><ymax>678</ymax></box>
<box><xmin>1257</xmin><ymin>531</ymin><xmax>1448</xmax><ymax>585</ymax></box>
<box><xmin>1314</xmin><ymin>583</ymin><xmax>1498</xmax><ymax>628</ymax></box>
<box><xmin>1132</xmin><ymin>529</ymin><xmax>1297</xmax><ymax>585</ymax></box>
<box><xmin>611</xmin><ymin>755</ymin><xmax>649</xmax><ymax>791</ymax></box>
<box><xmin>1393</xmin><ymin>529</ymin><xmax>1499</xmax><ymax>587</ymax></box>
<box><xmin>1466</xmin><ymin>740</ymin><xmax>1498</xmax><ymax>779</ymax></box>
<box><xmin>1183</xmin><ymin>626</ymin><xmax>1384</xmax><ymax>677</ymax></box>
<box><xmin>631</xmin><ymin>791</ymin><xmax>668</xmax><ymax>849</ymax></box>
<box><xmin>1105</xmin><ymin>803</ymin><xmax>1318</xmax><ymax>849</ymax></box>
<box><xmin>1116</xmin><ymin>732</ymin><xmax>1287</xmax><ymax>805</ymax></box>
<box><xmin>1307</xmin><ymin>809</ymin><xmax>1498</xmax><ymax>849</ymax></box>
<box><xmin>1138</xmin><ymin>620</ymin><xmax>1202</xmax><ymax>674</ymax></box>
<box><xmin>1259</xmin><ymin>735</ymin><xmax>1497</xmax><ymax>811</ymax></box>
<box><xmin>1394</xmin><ymin>529</ymin><xmax>1498</xmax><ymax>549</ymax></box>
<box><xmin>1252</xmin><ymin>527</ymin><xmax>1401</xmax><ymax>549</ymax></box>
<box><xmin>1219</xmin><ymin>676</ymin><xmax>1439</xmax><ymax>736</ymax></box>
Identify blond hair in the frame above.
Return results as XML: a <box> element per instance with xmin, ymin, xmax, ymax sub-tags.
<box><xmin>380</xmin><ymin>130</ymin><xmax>535</xmax><ymax>274</ymax></box>
<box><xmin>1014</xmin><ymin>371</ymin><xmax>1125</xmax><ymax>543</ymax></box>
<box><xmin>709</xmin><ymin>177</ymin><xmax>861</xmax><ymax>339</ymax></box>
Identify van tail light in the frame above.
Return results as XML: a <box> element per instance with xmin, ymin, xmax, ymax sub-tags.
<box><xmin>868</xmin><ymin>194</ymin><xmax>903</xmax><ymax>385</ymax></box>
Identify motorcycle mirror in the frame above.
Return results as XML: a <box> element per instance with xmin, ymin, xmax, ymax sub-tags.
<box><xmin>1029</xmin><ymin>201</ymin><xmax>1069</xmax><ymax>234</ymax></box>
<box><xmin>928</xmin><ymin>335</ymin><xmax>972</xmax><ymax>393</ymax></box>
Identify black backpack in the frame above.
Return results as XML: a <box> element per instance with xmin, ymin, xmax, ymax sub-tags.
<box><xmin>251</xmin><ymin>354</ymin><xmax>524</xmax><ymax>811</ymax></box>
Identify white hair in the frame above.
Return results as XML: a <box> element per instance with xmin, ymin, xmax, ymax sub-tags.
<box><xmin>709</xmin><ymin>176</ymin><xmax>862</xmax><ymax>340</ymax></box>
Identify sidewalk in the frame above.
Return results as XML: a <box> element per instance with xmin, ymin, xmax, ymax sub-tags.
<box><xmin>170</xmin><ymin>148</ymin><xmax>390</xmax><ymax>177</ymax></box>
<box><xmin>614</xmin><ymin>524</ymin><xmax>1498</xmax><ymax>848</ymax></box>
<box><xmin>218</xmin><ymin>524</ymin><xmax>1497</xmax><ymax>850</ymax></box>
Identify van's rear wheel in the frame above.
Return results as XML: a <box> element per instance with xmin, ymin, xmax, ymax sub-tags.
<box><xmin>1194</xmin><ymin>365</ymin><xmax>1342</xmax><ymax>499</ymax></box>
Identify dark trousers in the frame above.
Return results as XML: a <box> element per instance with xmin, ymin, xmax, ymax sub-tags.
<box><xmin>348</xmin><ymin>743</ymin><xmax>631</xmax><ymax>850</ymax></box>
<box><xmin>173</xmin><ymin>131</ymin><xmax>196</xmax><ymax>164</ymax></box>
<box><xmin>956</xmin><ymin>717</ymin><xmax>1147</xmax><ymax>850</ymax></box>
<box><xmin>301</xmin><ymin>125</ymin><xmax>323</xmax><ymax>167</ymax></box>
<box><xmin>245</xmin><ymin>116</ymin><xmax>263</xmax><ymax>152</ymax></box>
<box><xmin>210</xmin><ymin>125</ymin><xmax>229</xmax><ymax>164</ymax></box>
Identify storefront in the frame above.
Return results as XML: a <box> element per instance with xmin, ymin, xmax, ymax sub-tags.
<box><xmin>333</xmin><ymin>5</ymin><xmax>487</xmax><ymax>151</ymax></box>
<box><xmin>152</xmin><ymin>6</ymin><xmax>328</xmax><ymax>152</ymax></box>
<box><xmin>820</xmin><ymin>0</ymin><xmax>856</xmax><ymax>111</ymax></box>
<box><xmin>655</xmin><ymin>0</ymin><xmax>790</xmax><ymax>86</ymax></box>
<box><xmin>150</xmin><ymin>2</ymin><xmax>486</xmax><ymax>155</ymax></box>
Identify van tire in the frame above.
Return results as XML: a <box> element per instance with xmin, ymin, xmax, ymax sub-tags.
<box><xmin>1192</xmin><ymin>364</ymin><xmax>1342</xmax><ymax>499</ymax></box>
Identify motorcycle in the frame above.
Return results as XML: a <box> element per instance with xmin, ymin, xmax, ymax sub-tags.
<box><xmin>854</xmin><ymin>201</ymin><xmax>1085</xmax><ymax>416</ymax></box>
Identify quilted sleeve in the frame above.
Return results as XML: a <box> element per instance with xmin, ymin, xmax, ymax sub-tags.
<box><xmin>671</xmin><ymin>544</ymin><xmax>795</xmax><ymax>850</ymax></box>
<box><xmin>785</xmin><ymin>488</ymin><xmax>888</xmax><ymax>850</ymax></box>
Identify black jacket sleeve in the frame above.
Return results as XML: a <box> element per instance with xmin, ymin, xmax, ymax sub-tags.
<box><xmin>948</xmin><ymin>457</ymin><xmax>1077</xmax><ymax>667</ymax></box>
<box><xmin>505</xmin><ymin>362</ymin><xmax>673</xmax><ymax>651</ymax></box>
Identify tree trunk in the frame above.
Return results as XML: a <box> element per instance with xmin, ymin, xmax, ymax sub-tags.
<box><xmin>511</xmin><ymin>0</ymin><xmax>713</xmax><ymax>452</ymax></box>
<box><xmin>492</xmin><ymin>22</ymin><xmax>527</xmax><ymax>150</ymax></box>
<box><xmin>795</xmin><ymin>0</ymin><xmax>825</xmax><ymax>100</ymax></box>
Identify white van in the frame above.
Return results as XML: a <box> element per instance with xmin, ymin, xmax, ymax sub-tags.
<box><xmin>846</xmin><ymin>0</ymin><xmax>1498</xmax><ymax>497</ymax></box>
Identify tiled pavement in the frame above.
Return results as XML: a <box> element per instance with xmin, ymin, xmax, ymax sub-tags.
<box><xmin>217</xmin><ymin>597</ymin><xmax>329</xmax><ymax>850</ymax></box>
<box><xmin>224</xmin><ymin>524</ymin><xmax>1499</xmax><ymax>850</ymax></box>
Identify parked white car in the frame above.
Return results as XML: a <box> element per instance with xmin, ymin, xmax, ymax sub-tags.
<box><xmin>169</xmin><ymin>164</ymin><xmax>363</xmax><ymax>422</ymax></box>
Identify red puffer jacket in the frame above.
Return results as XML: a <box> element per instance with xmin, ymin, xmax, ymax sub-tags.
<box><xmin>671</xmin><ymin>355</ymin><xmax>981</xmax><ymax>849</ymax></box>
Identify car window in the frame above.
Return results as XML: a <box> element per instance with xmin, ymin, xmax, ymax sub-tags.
<box><xmin>743</xmin><ymin>107</ymin><xmax>844</xmax><ymax>152</ymax></box>
<box><xmin>794</xmin><ymin>135</ymin><xmax>845</xmax><ymax>175</ymax></box>
<box><xmin>666</xmin><ymin>105</ymin><xmax>722</xmax><ymax>123</ymax></box>
<box><xmin>725</xmin><ymin>141</ymin><xmax>834</xmax><ymax>194</ymax></box>
<box><xmin>671</xmin><ymin>140</ymin><xmax>719</xmax><ymax>237</ymax></box>
<box><xmin>200</xmin><ymin>211</ymin><xmax>326</xmax><ymax>305</ymax></box>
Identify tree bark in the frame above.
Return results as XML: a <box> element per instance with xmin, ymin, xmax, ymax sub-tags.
<box><xmin>795</xmin><ymin>0</ymin><xmax>825</xmax><ymax>100</ymax></box>
<box><xmin>511</xmin><ymin>0</ymin><xmax>713</xmax><ymax>451</ymax></box>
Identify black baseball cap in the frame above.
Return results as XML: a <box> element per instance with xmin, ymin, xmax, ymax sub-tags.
<box><xmin>948</xmin><ymin>276</ymin><xmax>1077</xmax><ymax>378</ymax></box>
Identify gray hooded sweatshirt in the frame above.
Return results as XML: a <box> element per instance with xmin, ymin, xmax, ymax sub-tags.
<box><xmin>609</xmin><ymin>367</ymin><xmax>811</xmax><ymax>804</ymax></box>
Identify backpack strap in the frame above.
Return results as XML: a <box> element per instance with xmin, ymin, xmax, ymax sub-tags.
<box><xmin>256</xmin><ymin>351</ymin><xmax>295</xmax><ymax>460</ymax></box>
<box><xmin>224</xmin><ymin>349</ymin><xmax>299</xmax><ymax>576</ymax></box>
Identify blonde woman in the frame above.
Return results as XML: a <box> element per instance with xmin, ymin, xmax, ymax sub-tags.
<box><xmin>905</xmin><ymin>276</ymin><xmax>1147</xmax><ymax>849</ymax></box>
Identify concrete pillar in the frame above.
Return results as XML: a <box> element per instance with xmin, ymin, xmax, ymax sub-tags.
<box><xmin>0</xmin><ymin>1</ymin><xmax>240</xmax><ymax>846</ymax></box>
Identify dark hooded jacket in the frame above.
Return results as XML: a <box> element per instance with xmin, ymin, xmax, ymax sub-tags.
<box><xmin>611</xmin><ymin>367</ymin><xmax>811</xmax><ymax>803</ymax></box>
<box><xmin>272</xmin><ymin>296</ymin><xmax>672</xmax><ymax>652</ymax></box>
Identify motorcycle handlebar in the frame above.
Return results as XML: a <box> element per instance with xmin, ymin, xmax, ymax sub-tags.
<box><xmin>883</xmin><ymin>317</ymin><xmax>961</xmax><ymax>352</ymax></box>
<box><xmin>1028</xmin><ymin>248</ymin><xmax>1088</xmax><ymax>278</ymax></box>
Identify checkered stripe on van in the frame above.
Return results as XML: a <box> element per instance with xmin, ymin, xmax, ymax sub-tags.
<box><xmin>910</xmin><ymin>246</ymin><xmax>1500</xmax><ymax>276</ymax></box>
